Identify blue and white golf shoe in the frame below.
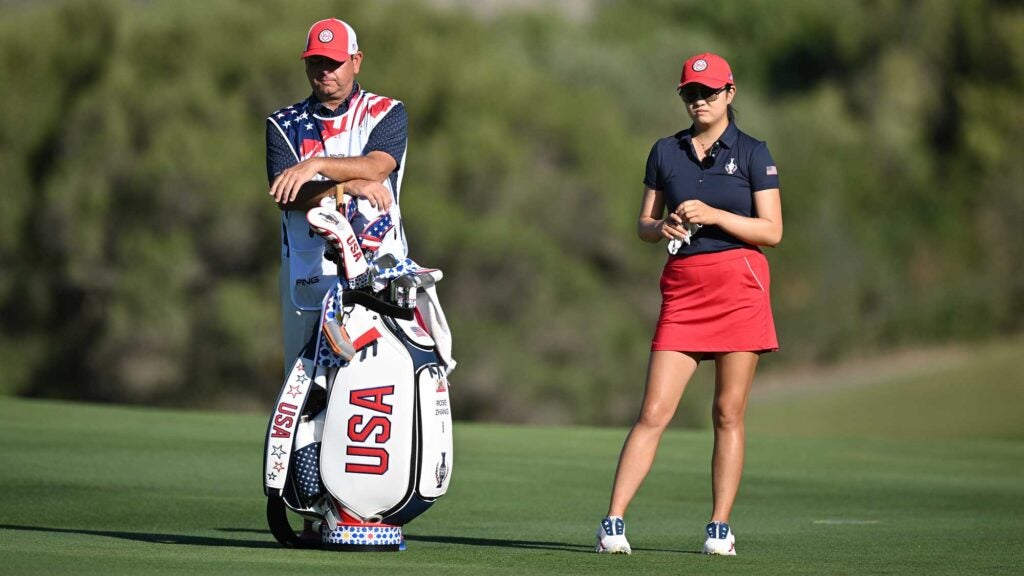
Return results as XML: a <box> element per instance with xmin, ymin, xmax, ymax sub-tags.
<box><xmin>595</xmin><ymin>516</ymin><xmax>631</xmax><ymax>554</ymax></box>
<box><xmin>702</xmin><ymin>521</ymin><xmax>736</xmax><ymax>555</ymax></box>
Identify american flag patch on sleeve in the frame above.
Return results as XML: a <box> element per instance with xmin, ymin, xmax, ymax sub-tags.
<box><xmin>766</xmin><ymin>166</ymin><xmax>778</xmax><ymax>175</ymax></box>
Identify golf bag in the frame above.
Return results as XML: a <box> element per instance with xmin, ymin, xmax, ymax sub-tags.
<box><xmin>263</xmin><ymin>193</ymin><xmax>454</xmax><ymax>551</ymax></box>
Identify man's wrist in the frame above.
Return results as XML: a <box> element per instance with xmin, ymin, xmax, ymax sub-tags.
<box><xmin>308</xmin><ymin>156</ymin><xmax>323</xmax><ymax>173</ymax></box>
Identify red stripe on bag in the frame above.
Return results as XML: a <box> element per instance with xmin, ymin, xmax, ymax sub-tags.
<box><xmin>414</xmin><ymin>307</ymin><xmax>428</xmax><ymax>332</ymax></box>
<box><xmin>352</xmin><ymin>327</ymin><xmax>382</xmax><ymax>350</ymax></box>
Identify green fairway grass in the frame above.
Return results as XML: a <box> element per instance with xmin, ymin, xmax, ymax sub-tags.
<box><xmin>748</xmin><ymin>336</ymin><xmax>1024</xmax><ymax>440</ymax></box>
<box><xmin>1</xmin><ymin>397</ymin><xmax>1022</xmax><ymax>575</ymax></box>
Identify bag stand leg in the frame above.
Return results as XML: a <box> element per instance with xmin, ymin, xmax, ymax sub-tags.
<box><xmin>266</xmin><ymin>495</ymin><xmax>321</xmax><ymax>549</ymax></box>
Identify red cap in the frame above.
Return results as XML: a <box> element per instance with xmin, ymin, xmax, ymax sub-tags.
<box><xmin>301</xmin><ymin>19</ymin><xmax>359</xmax><ymax>62</ymax></box>
<box><xmin>678</xmin><ymin>53</ymin><xmax>734</xmax><ymax>89</ymax></box>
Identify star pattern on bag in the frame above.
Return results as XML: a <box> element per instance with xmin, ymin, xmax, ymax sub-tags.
<box><xmin>294</xmin><ymin>444</ymin><xmax>324</xmax><ymax>501</ymax></box>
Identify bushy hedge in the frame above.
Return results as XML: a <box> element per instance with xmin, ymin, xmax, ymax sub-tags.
<box><xmin>1</xmin><ymin>0</ymin><xmax>1021</xmax><ymax>424</ymax></box>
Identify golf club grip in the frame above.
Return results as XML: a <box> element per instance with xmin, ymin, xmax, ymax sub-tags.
<box><xmin>343</xmin><ymin>290</ymin><xmax>415</xmax><ymax>321</ymax></box>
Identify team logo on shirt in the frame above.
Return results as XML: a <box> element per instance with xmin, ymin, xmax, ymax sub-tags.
<box><xmin>692</xmin><ymin>59</ymin><xmax>708</xmax><ymax>72</ymax></box>
<box><xmin>725</xmin><ymin>158</ymin><xmax>737</xmax><ymax>174</ymax></box>
<box><xmin>319</xmin><ymin>29</ymin><xmax>334</xmax><ymax>43</ymax></box>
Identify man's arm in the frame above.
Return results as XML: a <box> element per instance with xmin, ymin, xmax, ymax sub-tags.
<box><xmin>270</xmin><ymin>151</ymin><xmax>396</xmax><ymax>206</ymax></box>
<box><xmin>363</xmin><ymin>103</ymin><xmax>408</xmax><ymax>176</ymax></box>
<box><xmin>275</xmin><ymin>178</ymin><xmax>395</xmax><ymax>212</ymax></box>
<box><xmin>275</xmin><ymin>180</ymin><xmax>338</xmax><ymax>212</ymax></box>
<box><xmin>266</xmin><ymin>119</ymin><xmax>296</xmax><ymax>185</ymax></box>
<box><xmin>267</xmin><ymin>102</ymin><xmax>408</xmax><ymax>211</ymax></box>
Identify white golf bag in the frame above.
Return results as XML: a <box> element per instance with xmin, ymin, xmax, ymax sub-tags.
<box><xmin>263</xmin><ymin>194</ymin><xmax>454</xmax><ymax>551</ymax></box>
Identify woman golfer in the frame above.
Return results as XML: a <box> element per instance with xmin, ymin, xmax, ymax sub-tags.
<box><xmin>596</xmin><ymin>52</ymin><xmax>782</xmax><ymax>556</ymax></box>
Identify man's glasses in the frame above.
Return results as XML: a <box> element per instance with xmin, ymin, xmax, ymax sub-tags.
<box><xmin>305</xmin><ymin>55</ymin><xmax>350</xmax><ymax>70</ymax></box>
<box><xmin>679</xmin><ymin>85</ymin><xmax>728</xmax><ymax>104</ymax></box>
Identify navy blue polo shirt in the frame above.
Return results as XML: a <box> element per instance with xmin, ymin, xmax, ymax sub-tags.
<box><xmin>265</xmin><ymin>83</ymin><xmax>408</xmax><ymax>190</ymax></box>
<box><xmin>644</xmin><ymin>122</ymin><xmax>779</xmax><ymax>256</ymax></box>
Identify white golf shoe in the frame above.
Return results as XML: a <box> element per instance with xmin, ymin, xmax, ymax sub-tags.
<box><xmin>595</xmin><ymin>516</ymin><xmax>631</xmax><ymax>554</ymax></box>
<box><xmin>702</xmin><ymin>521</ymin><xmax>736</xmax><ymax>555</ymax></box>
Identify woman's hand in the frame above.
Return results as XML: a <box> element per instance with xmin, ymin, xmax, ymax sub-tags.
<box><xmin>676</xmin><ymin>200</ymin><xmax>721</xmax><ymax>227</ymax></box>
<box><xmin>660</xmin><ymin>212</ymin><xmax>692</xmax><ymax>240</ymax></box>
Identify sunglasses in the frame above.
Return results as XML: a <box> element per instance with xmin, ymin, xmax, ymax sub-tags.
<box><xmin>700</xmin><ymin>141</ymin><xmax>722</xmax><ymax>169</ymax></box>
<box><xmin>305</xmin><ymin>55</ymin><xmax>351</xmax><ymax>70</ymax></box>
<box><xmin>679</xmin><ymin>85</ymin><xmax>728</xmax><ymax>104</ymax></box>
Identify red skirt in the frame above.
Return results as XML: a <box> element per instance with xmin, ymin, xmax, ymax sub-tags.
<box><xmin>652</xmin><ymin>247</ymin><xmax>778</xmax><ymax>353</ymax></box>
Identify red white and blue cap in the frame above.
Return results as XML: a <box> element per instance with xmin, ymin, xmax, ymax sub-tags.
<box><xmin>302</xmin><ymin>18</ymin><xmax>359</xmax><ymax>62</ymax></box>
<box><xmin>678</xmin><ymin>52</ymin><xmax>734</xmax><ymax>89</ymax></box>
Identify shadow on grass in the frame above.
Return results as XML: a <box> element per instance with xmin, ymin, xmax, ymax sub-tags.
<box><xmin>405</xmin><ymin>534</ymin><xmax>592</xmax><ymax>553</ymax></box>
<box><xmin>0</xmin><ymin>524</ymin><xmax>693</xmax><ymax>555</ymax></box>
<box><xmin>214</xmin><ymin>528</ymin><xmax>597</xmax><ymax>554</ymax></box>
<box><xmin>405</xmin><ymin>534</ymin><xmax>695</xmax><ymax>555</ymax></box>
<box><xmin>0</xmin><ymin>524</ymin><xmax>278</xmax><ymax>549</ymax></box>
<box><xmin>215</xmin><ymin>527</ymin><xmax>695</xmax><ymax>554</ymax></box>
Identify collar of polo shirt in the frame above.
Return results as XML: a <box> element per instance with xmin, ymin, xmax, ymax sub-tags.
<box><xmin>682</xmin><ymin>120</ymin><xmax>739</xmax><ymax>151</ymax></box>
<box><xmin>310</xmin><ymin>82</ymin><xmax>361</xmax><ymax>116</ymax></box>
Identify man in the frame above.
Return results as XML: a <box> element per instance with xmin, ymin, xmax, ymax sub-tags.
<box><xmin>266</xmin><ymin>17</ymin><xmax>409</xmax><ymax>368</ymax></box>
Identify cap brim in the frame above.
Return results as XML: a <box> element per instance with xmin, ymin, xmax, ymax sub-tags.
<box><xmin>301</xmin><ymin>48</ymin><xmax>350</xmax><ymax>62</ymax></box>
<box><xmin>678</xmin><ymin>78</ymin><xmax>729</xmax><ymax>89</ymax></box>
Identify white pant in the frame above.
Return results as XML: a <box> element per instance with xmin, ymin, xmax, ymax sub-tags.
<box><xmin>279</xmin><ymin>264</ymin><xmax>322</xmax><ymax>377</ymax></box>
